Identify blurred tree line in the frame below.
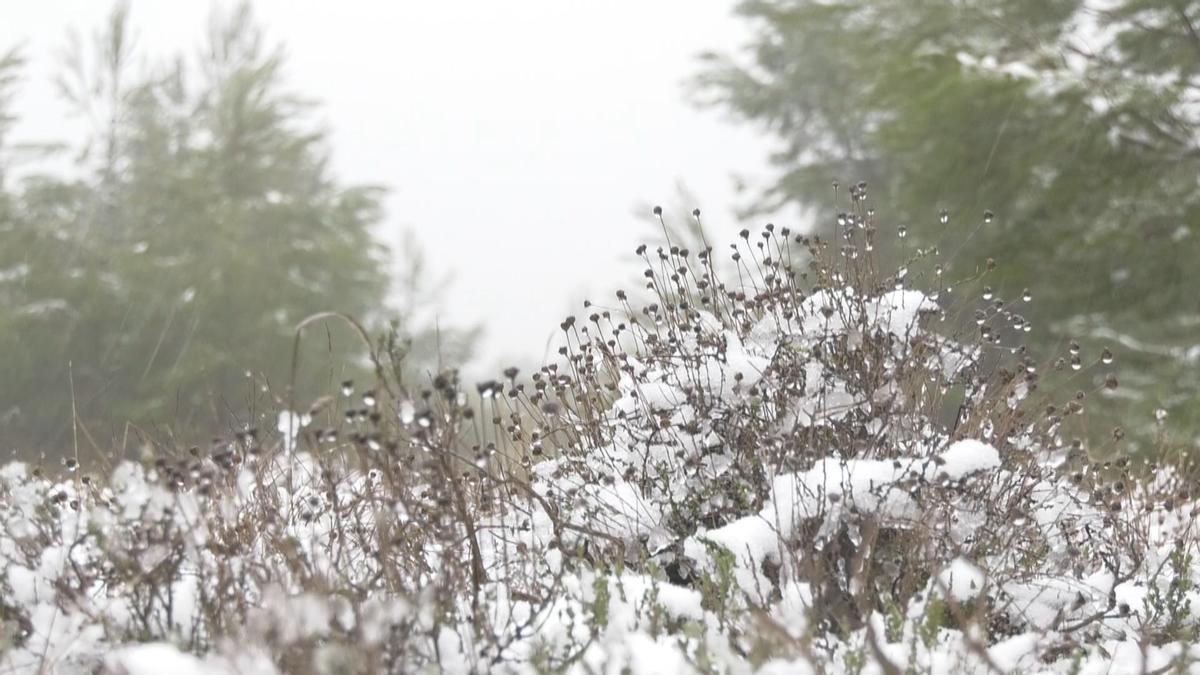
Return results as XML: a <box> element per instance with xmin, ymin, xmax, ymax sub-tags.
<box><xmin>0</xmin><ymin>4</ymin><xmax>474</xmax><ymax>460</ymax></box>
<box><xmin>695</xmin><ymin>0</ymin><xmax>1200</xmax><ymax>452</ymax></box>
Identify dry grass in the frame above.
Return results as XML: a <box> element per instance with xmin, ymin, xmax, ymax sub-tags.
<box><xmin>3</xmin><ymin>194</ymin><xmax>1199</xmax><ymax>673</ymax></box>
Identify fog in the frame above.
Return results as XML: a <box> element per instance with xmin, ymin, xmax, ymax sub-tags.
<box><xmin>1</xmin><ymin>0</ymin><xmax>780</xmax><ymax>373</ymax></box>
<box><xmin>4</xmin><ymin>3</ymin><xmax>1199</xmax><ymax>672</ymax></box>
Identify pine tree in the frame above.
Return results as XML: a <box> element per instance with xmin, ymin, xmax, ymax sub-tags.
<box><xmin>695</xmin><ymin>0</ymin><xmax>1200</xmax><ymax>450</ymax></box>
<box><xmin>0</xmin><ymin>5</ymin><xmax>474</xmax><ymax>458</ymax></box>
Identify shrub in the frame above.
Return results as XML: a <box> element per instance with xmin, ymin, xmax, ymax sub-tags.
<box><xmin>2</xmin><ymin>194</ymin><xmax>1198</xmax><ymax>674</ymax></box>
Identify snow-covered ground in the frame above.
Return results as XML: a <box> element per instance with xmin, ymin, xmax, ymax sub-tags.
<box><xmin>4</xmin><ymin>231</ymin><xmax>1200</xmax><ymax>674</ymax></box>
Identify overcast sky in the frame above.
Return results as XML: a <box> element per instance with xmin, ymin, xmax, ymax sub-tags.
<box><xmin>1</xmin><ymin>1</ymin><xmax>787</xmax><ymax>374</ymax></box>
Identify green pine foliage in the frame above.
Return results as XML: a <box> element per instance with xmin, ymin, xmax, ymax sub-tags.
<box><xmin>694</xmin><ymin>0</ymin><xmax>1200</xmax><ymax>452</ymax></box>
<box><xmin>0</xmin><ymin>5</ymin><xmax>473</xmax><ymax>459</ymax></box>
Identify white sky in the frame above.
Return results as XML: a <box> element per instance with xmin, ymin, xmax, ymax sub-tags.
<box><xmin>1</xmin><ymin>1</ymin><xmax>786</xmax><ymax>375</ymax></box>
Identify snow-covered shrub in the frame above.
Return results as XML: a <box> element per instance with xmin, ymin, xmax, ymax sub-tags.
<box><xmin>3</xmin><ymin>197</ymin><xmax>1200</xmax><ymax>674</ymax></box>
<box><xmin>513</xmin><ymin>203</ymin><xmax>1200</xmax><ymax>666</ymax></box>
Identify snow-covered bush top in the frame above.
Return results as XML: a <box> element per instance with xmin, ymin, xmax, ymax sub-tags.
<box><xmin>3</xmin><ymin>208</ymin><xmax>1199</xmax><ymax>674</ymax></box>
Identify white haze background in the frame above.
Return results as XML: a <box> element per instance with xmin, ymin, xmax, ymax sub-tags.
<box><xmin>0</xmin><ymin>0</ymin><xmax>785</xmax><ymax>373</ymax></box>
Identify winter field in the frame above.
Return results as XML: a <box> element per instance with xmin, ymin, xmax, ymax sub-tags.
<box><xmin>3</xmin><ymin>211</ymin><xmax>1199</xmax><ymax>674</ymax></box>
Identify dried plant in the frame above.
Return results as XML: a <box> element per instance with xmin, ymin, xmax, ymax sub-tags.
<box><xmin>3</xmin><ymin>191</ymin><xmax>1199</xmax><ymax>674</ymax></box>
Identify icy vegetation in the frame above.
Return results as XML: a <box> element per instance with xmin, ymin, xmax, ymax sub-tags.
<box><xmin>3</xmin><ymin>203</ymin><xmax>1200</xmax><ymax>673</ymax></box>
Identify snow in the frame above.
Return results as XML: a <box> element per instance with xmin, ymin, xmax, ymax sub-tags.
<box><xmin>2</xmin><ymin>281</ymin><xmax>1198</xmax><ymax>674</ymax></box>
<box><xmin>938</xmin><ymin>440</ymin><xmax>1002</xmax><ymax>477</ymax></box>
<box><xmin>684</xmin><ymin>440</ymin><xmax>1002</xmax><ymax>596</ymax></box>
<box><xmin>937</xmin><ymin>558</ymin><xmax>987</xmax><ymax>602</ymax></box>
<box><xmin>106</xmin><ymin>644</ymin><xmax>228</xmax><ymax>675</ymax></box>
<box><xmin>276</xmin><ymin>411</ymin><xmax>311</xmax><ymax>452</ymax></box>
